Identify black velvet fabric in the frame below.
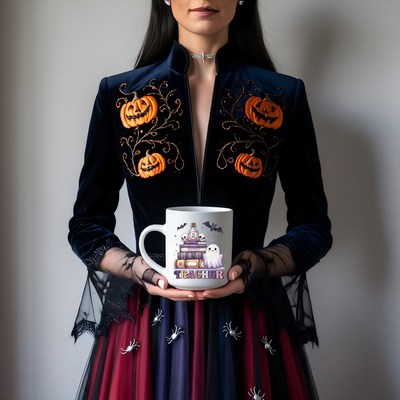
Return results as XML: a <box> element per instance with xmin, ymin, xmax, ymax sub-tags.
<box><xmin>68</xmin><ymin>41</ymin><xmax>332</xmax><ymax>344</ymax></box>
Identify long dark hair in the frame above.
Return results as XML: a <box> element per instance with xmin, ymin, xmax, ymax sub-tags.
<box><xmin>135</xmin><ymin>0</ymin><xmax>276</xmax><ymax>72</ymax></box>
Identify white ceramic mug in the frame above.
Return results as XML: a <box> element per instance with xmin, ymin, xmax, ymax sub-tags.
<box><xmin>139</xmin><ymin>206</ymin><xmax>233</xmax><ymax>290</ymax></box>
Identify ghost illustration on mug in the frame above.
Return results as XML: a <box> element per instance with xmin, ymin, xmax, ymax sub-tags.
<box><xmin>203</xmin><ymin>244</ymin><xmax>224</xmax><ymax>269</ymax></box>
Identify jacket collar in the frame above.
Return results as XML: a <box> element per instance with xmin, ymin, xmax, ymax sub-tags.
<box><xmin>167</xmin><ymin>40</ymin><xmax>242</xmax><ymax>75</ymax></box>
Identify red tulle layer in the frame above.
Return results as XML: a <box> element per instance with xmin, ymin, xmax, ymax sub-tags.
<box><xmin>85</xmin><ymin>290</ymin><xmax>313</xmax><ymax>400</ymax></box>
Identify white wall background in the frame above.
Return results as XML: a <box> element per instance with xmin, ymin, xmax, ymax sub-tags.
<box><xmin>0</xmin><ymin>1</ymin><xmax>399</xmax><ymax>399</ymax></box>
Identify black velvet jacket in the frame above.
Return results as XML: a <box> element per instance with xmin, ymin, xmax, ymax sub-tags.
<box><xmin>68</xmin><ymin>41</ymin><xmax>332</xmax><ymax>342</ymax></box>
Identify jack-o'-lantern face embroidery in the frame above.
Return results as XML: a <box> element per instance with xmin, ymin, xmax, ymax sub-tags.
<box><xmin>217</xmin><ymin>79</ymin><xmax>286</xmax><ymax>179</ymax></box>
<box><xmin>138</xmin><ymin>150</ymin><xmax>166</xmax><ymax>179</ymax></box>
<box><xmin>120</xmin><ymin>94</ymin><xmax>158</xmax><ymax>128</ymax></box>
<box><xmin>117</xmin><ymin>79</ymin><xmax>184</xmax><ymax>178</ymax></box>
<box><xmin>245</xmin><ymin>95</ymin><xmax>283</xmax><ymax>129</ymax></box>
<box><xmin>235</xmin><ymin>149</ymin><xmax>263</xmax><ymax>179</ymax></box>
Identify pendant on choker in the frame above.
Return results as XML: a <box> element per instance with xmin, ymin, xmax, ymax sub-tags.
<box><xmin>190</xmin><ymin>52</ymin><xmax>216</xmax><ymax>63</ymax></box>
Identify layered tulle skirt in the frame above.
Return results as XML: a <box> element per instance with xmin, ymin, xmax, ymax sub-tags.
<box><xmin>76</xmin><ymin>288</ymin><xmax>319</xmax><ymax>400</ymax></box>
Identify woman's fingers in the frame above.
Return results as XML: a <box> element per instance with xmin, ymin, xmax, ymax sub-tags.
<box><xmin>197</xmin><ymin>265</ymin><xmax>245</xmax><ymax>299</ymax></box>
<box><xmin>202</xmin><ymin>277</ymin><xmax>245</xmax><ymax>299</ymax></box>
<box><xmin>155</xmin><ymin>275</ymin><xmax>169</xmax><ymax>290</ymax></box>
<box><xmin>146</xmin><ymin>264</ymin><xmax>245</xmax><ymax>301</ymax></box>
<box><xmin>145</xmin><ymin>272</ymin><xmax>196</xmax><ymax>301</ymax></box>
<box><xmin>147</xmin><ymin>284</ymin><xmax>197</xmax><ymax>301</ymax></box>
<box><xmin>228</xmin><ymin>264</ymin><xmax>243</xmax><ymax>281</ymax></box>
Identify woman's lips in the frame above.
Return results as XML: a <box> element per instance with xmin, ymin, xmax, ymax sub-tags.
<box><xmin>189</xmin><ymin>7</ymin><xmax>219</xmax><ymax>17</ymax></box>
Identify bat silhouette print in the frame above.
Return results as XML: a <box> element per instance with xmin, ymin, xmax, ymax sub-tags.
<box><xmin>203</xmin><ymin>221</ymin><xmax>223</xmax><ymax>234</ymax></box>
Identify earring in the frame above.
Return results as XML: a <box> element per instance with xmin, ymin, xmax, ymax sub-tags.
<box><xmin>238</xmin><ymin>0</ymin><xmax>244</xmax><ymax>5</ymax></box>
<box><xmin>164</xmin><ymin>0</ymin><xmax>171</xmax><ymax>5</ymax></box>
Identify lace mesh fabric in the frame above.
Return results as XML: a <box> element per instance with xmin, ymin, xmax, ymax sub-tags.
<box><xmin>72</xmin><ymin>241</ymin><xmax>318</xmax><ymax>346</ymax></box>
<box><xmin>118</xmin><ymin>250</ymin><xmax>161</xmax><ymax>288</ymax></box>
<box><xmin>234</xmin><ymin>244</ymin><xmax>319</xmax><ymax>346</ymax></box>
<box><xmin>71</xmin><ymin>245</ymin><xmax>165</xmax><ymax>342</ymax></box>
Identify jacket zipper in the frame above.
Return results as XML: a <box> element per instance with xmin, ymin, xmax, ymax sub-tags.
<box><xmin>183</xmin><ymin>75</ymin><xmax>200</xmax><ymax>205</ymax></box>
<box><xmin>200</xmin><ymin>75</ymin><xmax>220</xmax><ymax>204</ymax></box>
<box><xmin>184</xmin><ymin>75</ymin><xmax>220</xmax><ymax>205</ymax></box>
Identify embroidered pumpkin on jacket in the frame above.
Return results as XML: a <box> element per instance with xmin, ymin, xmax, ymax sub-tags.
<box><xmin>245</xmin><ymin>95</ymin><xmax>283</xmax><ymax>129</ymax></box>
<box><xmin>235</xmin><ymin>149</ymin><xmax>263</xmax><ymax>179</ymax></box>
<box><xmin>138</xmin><ymin>150</ymin><xmax>166</xmax><ymax>178</ymax></box>
<box><xmin>120</xmin><ymin>94</ymin><xmax>158</xmax><ymax>128</ymax></box>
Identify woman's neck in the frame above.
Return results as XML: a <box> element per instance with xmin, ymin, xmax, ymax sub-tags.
<box><xmin>179</xmin><ymin>29</ymin><xmax>228</xmax><ymax>79</ymax></box>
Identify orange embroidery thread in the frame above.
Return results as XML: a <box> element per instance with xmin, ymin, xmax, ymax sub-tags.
<box><xmin>120</xmin><ymin>93</ymin><xmax>158</xmax><ymax>128</ymax></box>
<box><xmin>138</xmin><ymin>150</ymin><xmax>166</xmax><ymax>179</ymax></box>
<box><xmin>245</xmin><ymin>94</ymin><xmax>283</xmax><ymax>129</ymax></box>
<box><xmin>234</xmin><ymin>149</ymin><xmax>263</xmax><ymax>179</ymax></box>
<box><xmin>117</xmin><ymin>80</ymin><xmax>184</xmax><ymax>178</ymax></box>
<box><xmin>217</xmin><ymin>80</ymin><xmax>285</xmax><ymax>179</ymax></box>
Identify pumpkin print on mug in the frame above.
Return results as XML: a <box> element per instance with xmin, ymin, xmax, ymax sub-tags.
<box><xmin>120</xmin><ymin>93</ymin><xmax>158</xmax><ymax>128</ymax></box>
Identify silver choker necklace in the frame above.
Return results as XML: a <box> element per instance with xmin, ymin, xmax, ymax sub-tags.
<box><xmin>190</xmin><ymin>52</ymin><xmax>216</xmax><ymax>63</ymax></box>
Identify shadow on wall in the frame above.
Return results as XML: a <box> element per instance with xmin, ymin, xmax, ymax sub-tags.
<box><xmin>0</xmin><ymin>3</ymin><xmax>18</xmax><ymax>400</ymax></box>
<box><xmin>297</xmin><ymin>10</ymin><xmax>389</xmax><ymax>292</ymax></box>
<box><xmin>301</xmin><ymin>10</ymin><xmax>391</xmax><ymax>399</ymax></box>
<box><xmin>271</xmin><ymin>9</ymin><xmax>391</xmax><ymax>399</ymax></box>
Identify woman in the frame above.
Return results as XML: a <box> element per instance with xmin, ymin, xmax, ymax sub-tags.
<box><xmin>69</xmin><ymin>1</ymin><xmax>332</xmax><ymax>399</ymax></box>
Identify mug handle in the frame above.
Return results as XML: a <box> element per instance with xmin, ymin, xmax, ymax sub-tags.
<box><xmin>138</xmin><ymin>224</ymin><xmax>167</xmax><ymax>276</ymax></box>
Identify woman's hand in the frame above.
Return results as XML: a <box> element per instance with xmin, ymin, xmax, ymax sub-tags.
<box><xmin>100</xmin><ymin>247</ymin><xmax>200</xmax><ymax>301</ymax></box>
<box><xmin>119</xmin><ymin>255</ymin><xmax>200</xmax><ymax>302</ymax></box>
<box><xmin>100</xmin><ymin>246</ymin><xmax>294</xmax><ymax>302</ymax></box>
<box><xmin>146</xmin><ymin>281</ymin><xmax>199</xmax><ymax>302</ymax></box>
<box><xmin>197</xmin><ymin>246</ymin><xmax>296</xmax><ymax>300</ymax></box>
<box><xmin>148</xmin><ymin>265</ymin><xmax>245</xmax><ymax>301</ymax></box>
<box><xmin>200</xmin><ymin>265</ymin><xmax>245</xmax><ymax>299</ymax></box>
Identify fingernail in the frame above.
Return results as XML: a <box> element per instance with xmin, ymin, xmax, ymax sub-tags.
<box><xmin>158</xmin><ymin>280</ymin><xmax>165</xmax><ymax>290</ymax></box>
<box><xmin>231</xmin><ymin>272</ymin><xmax>237</xmax><ymax>280</ymax></box>
<box><xmin>188</xmin><ymin>295</ymin><xmax>194</xmax><ymax>298</ymax></box>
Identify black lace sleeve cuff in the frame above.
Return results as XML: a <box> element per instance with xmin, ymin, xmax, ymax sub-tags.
<box><xmin>268</xmin><ymin>236</ymin><xmax>306</xmax><ymax>273</ymax></box>
<box><xmin>86</xmin><ymin>238</ymin><xmax>119</xmax><ymax>270</ymax></box>
<box><xmin>236</xmin><ymin>245</ymin><xmax>319</xmax><ymax>346</ymax></box>
<box><xmin>72</xmin><ymin>247</ymin><xmax>165</xmax><ymax>342</ymax></box>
